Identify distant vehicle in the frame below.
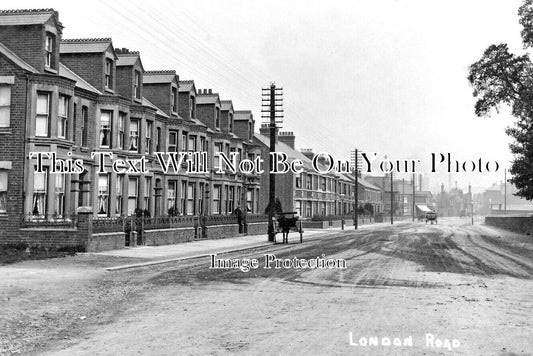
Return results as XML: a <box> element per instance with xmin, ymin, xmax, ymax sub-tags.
<box><xmin>275</xmin><ymin>211</ymin><xmax>303</xmax><ymax>244</ymax></box>
<box><xmin>425</xmin><ymin>211</ymin><xmax>437</xmax><ymax>224</ymax></box>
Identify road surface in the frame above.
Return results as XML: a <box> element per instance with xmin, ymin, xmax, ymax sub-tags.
<box><xmin>3</xmin><ymin>218</ymin><xmax>533</xmax><ymax>355</ymax></box>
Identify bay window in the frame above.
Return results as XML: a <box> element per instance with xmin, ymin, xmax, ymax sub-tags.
<box><xmin>35</xmin><ymin>93</ymin><xmax>50</xmax><ymax>137</ymax></box>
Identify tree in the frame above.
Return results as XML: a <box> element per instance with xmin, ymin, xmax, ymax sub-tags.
<box><xmin>468</xmin><ymin>0</ymin><xmax>533</xmax><ymax>199</ymax></box>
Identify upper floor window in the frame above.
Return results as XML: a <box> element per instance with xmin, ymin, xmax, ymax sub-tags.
<box><xmin>81</xmin><ymin>106</ymin><xmax>88</xmax><ymax>147</ymax></box>
<box><xmin>105</xmin><ymin>59</ymin><xmax>113</xmax><ymax>90</ymax></box>
<box><xmin>248</xmin><ymin>121</ymin><xmax>252</xmax><ymax>140</ymax></box>
<box><xmin>171</xmin><ymin>86</ymin><xmax>178</xmax><ymax>113</ymax></box>
<box><xmin>215</xmin><ymin>107</ymin><xmax>220</xmax><ymax>129</ymax></box>
<box><xmin>134</xmin><ymin>70</ymin><xmax>141</xmax><ymax>100</ymax></box>
<box><xmin>181</xmin><ymin>131</ymin><xmax>188</xmax><ymax>151</ymax></box>
<box><xmin>168</xmin><ymin>131</ymin><xmax>178</xmax><ymax>152</ymax></box>
<box><xmin>35</xmin><ymin>93</ymin><xmax>50</xmax><ymax>137</ymax></box>
<box><xmin>129</xmin><ymin>119</ymin><xmax>139</xmax><ymax>152</ymax></box>
<box><xmin>58</xmin><ymin>95</ymin><xmax>69</xmax><ymax>139</ymax></box>
<box><xmin>100</xmin><ymin>111</ymin><xmax>112</xmax><ymax>148</ymax></box>
<box><xmin>156</xmin><ymin>127</ymin><xmax>161</xmax><ymax>152</ymax></box>
<box><xmin>0</xmin><ymin>85</ymin><xmax>10</xmax><ymax>128</ymax></box>
<box><xmin>0</xmin><ymin>171</ymin><xmax>7</xmax><ymax>213</ymax></box>
<box><xmin>45</xmin><ymin>33</ymin><xmax>55</xmax><ymax>69</ymax></box>
<box><xmin>118</xmin><ymin>112</ymin><xmax>126</xmax><ymax>149</ymax></box>
<box><xmin>145</xmin><ymin>121</ymin><xmax>152</xmax><ymax>154</ymax></box>
<box><xmin>189</xmin><ymin>96</ymin><xmax>195</xmax><ymax>119</ymax></box>
<box><xmin>229</xmin><ymin>113</ymin><xmax>233</xmax><ymax>132</ymax></box>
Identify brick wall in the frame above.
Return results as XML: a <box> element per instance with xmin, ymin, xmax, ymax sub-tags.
<box><xmin>60</xmin><ymin>53</ymin><xmax>104</xmax><ymax>91</ymax></box>
<box><xmin>143</xmin><ymin>83</ymin><xmax>170</xmax><ymax>117</ymax></box>
<box><xmin>0</xmin><ymin>25</ymin><xmax>45</xmax><ymax>72</ymax></box>
<box><xmin>196</xmin><ymin>104</ymin><xmax>215</xmax><ymax>129</ymax></box>
<box><xmin>485</xmin><ymin>216</ymin><xmax>533</xmax><ymax>235</ymax></box>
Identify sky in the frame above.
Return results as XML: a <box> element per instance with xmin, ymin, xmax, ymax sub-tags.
<box><xmin>4</xmin><ymin>0</ymin><xmax>526</xmax><ymax>193</ymax></box>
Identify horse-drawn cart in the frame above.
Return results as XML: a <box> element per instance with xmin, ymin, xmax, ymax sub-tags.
<box><xmin>275</xmin><ymin>211</ymin><xmax>303</xmax><ymax>244</ymax></box>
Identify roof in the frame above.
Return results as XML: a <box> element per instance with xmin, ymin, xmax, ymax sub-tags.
<box><xmin>142</xmin><ymin>97</ymin><xmax>169</xmax><ymax>118</ymax></box>
<box><xmin>0</xmin><ymin>9</ymin><xmax>61</xmax><ymax>27</ymax></box>
<box><xmin>358</xmin><ymin>179</ymin><xmax>382</xmax><ymax>191</ymax></box>
<box><xmin>0</xmin><ymin>41</ymin><xmax>37</xmax><ymax>73</ymax></box>
<box><xmin>196</xmin><ymin>94</ymin><xmax>219</xmax><ymax>105</ymax></box>
<box><xmin>220</xmin><ymin>100</ymin><xmax>233</xmax><ymax>111</ymax></box>
<box><xmin>179</xmin><ymin>80</ymin><xmax>195</xmax><ymax>93</ymax></box>
<box><xmin>60</xmin><ymin>38</ymin><xmax>114</xmax><ymax>55</ymax></box>
<box><xmin>116</xmin><ymin>52</ymin><xmax>144</xmax><ymax>70</ymax></box>
<box><xmin>234</xmin><ymin>110</ymin><xmax>253</xmax><ymax>121</ymax></box>
<box><xmin>143</xmin><ymin>70</ymin><xmax>177</xmax><ymax>84</ymax></box>
<box><xmin>59</xmin><ymin>63</ymin><xmax>101</xmax><ymax>94</ymax></box>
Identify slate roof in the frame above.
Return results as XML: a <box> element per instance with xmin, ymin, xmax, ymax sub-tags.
<box><xmin>0</xmin><ymin>9</ymin><xmax>60</xmax><ymax>27</ymax></box>
<box><xmin>179</xmin><ymin>80</ymin><xmax>195</xmax><ymax>93</ymax></box>
<box><xmin>116</xmin><ymin>55</ymin><xmax>139</xmax><ymax>67</ymax></box>
<box><xmin>59</xmin><ymin>63</ymin><xmax>101</xmax><ymax>94</ymax></box>
<box><xmin>0</xmin><ymin>41</ymin><xmax>37</xmax><ymax>73</ymax></box>
<box><xmin>220</xmin><ymin>100</ymin><xmax>233</xmax><ymax>111</ymax></box>
<box><xmin>234</xmin><ymin>110</ymin><xmax>252</xmax><ymax>121</ymax></box>
<box><xmin>142</xmin><ymin>97</ymin><xmax>169</xmax><ymax>118</ymax></box>
<box><xmin>60</xmin><ymin>38</ymin><xmax>113</xmax><ymax>55</ymax></box>
<box><xmin>143</xmin><ymin>70</ymin><xmax>177</xmax><ymax>84</ymax></box>
<box><xmin>196</xmin><ymin>94</ymin><xmax>219</xmax><ymax>105</ymax></box>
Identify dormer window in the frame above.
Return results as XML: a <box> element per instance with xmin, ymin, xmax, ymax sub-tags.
<box><xmin>229</xmin><ymin>113</ymin><xmax>233</xmax><ymax>132</ymax></box>
<box><xmin>215</xmin><ymin>107</ymin><xmax>220</xmax><ymax>129</ymax></box>
<box><xmin>189</xmin><ymin>96</ymin><xmax>195</xmax><ymax>119</ymax></box>
<box><xmin>134</xmin><ymin>70</ymin><xmax>141</xmax><ymax>100</ymax></box>
<box><xmin>171</xmin><ymin>86</ymin><xmax>178</xmax><ymax>113</ymax></box>
<box><xmin>105</xmin><ymin>59</ymin><xmax>113</xmax><ymax>90</ymax></box>
<box><xmin>45</xmin><ymin>33</ymin><xmax>55</xmax><ymax>69</ymax></box>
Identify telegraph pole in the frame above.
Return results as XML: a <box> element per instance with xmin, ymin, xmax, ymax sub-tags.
<box><xmin>412</xmin><ymin>173</ymin><xmax>415</xmax><ymax>222</ymax></box>
<box><xmin>504</xmin><ymin>169</ymin><xmax>507</xmax><ymax>215</ymax></box>
<box><xmin>390</xmin><ymin>171</ymin><xmax>394</xmax><ymax>225</ymax></box>
<box><xmin>351</xmin><ymin>149</ymin><xmax>361</xmax><ymax>230</ymax></box>
<box><xmin>262</xmin><ymin>83</ymin><xmax>283</xmax><ymax>242</ymax></box>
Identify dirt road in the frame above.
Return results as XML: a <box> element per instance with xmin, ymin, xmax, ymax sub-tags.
<box><xmin>3</xmin><ymin>218</ymin><xmax>533</xmax><ymax>355</ymax></box>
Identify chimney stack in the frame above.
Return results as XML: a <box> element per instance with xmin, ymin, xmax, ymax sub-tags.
<box><xmin>278</xmin><ymin>131</ymin><xmax>295</xmax><ymax>149</ymax></box>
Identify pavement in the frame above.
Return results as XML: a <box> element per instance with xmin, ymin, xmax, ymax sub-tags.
<box><xmin>91</xmin><ymin>224</ymin><xmax>390</xmax><ymax>271</ymax></box>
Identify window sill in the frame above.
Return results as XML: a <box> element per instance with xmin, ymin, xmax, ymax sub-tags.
<box><xmin>44</xmin><ymin>67</ymin><xmax>58</xmax><ymax>74</ymax></box>
<box><xmin>0</xmin><ymin>128</ymin><xmax>12</xmax><ymax>134</ymax></box>
<box><xmin>104</xmin><ymin>88</ymin><xmax>115</xmax><ymax>94</ymax></box>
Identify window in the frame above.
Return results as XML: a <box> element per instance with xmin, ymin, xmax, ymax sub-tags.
<box><xmin>224</xmin><ymin>185</ymin><xmax>229</xmax><ymax>214</ymax></box>
<box><xmin>189</xmin><ymin>96</ymin><xmax>195</xmax><ymax>119</ymax></box>
<box><xmin>305</xmin><ymin>202</ymin><xmax>312</xmax><ymax>217</ymax></box>
<box><xmin>215</xmin><ymin>107</ymin><xmax>220</xmax><ymax>129</ymax></box>
<box><xmin>45</xmin><ymin>33</ymin><xmax>55</xmax><ymax>69</ymax></box>
<box><xmin>32</xmin><ymin>168</ymin><xmax>47</xmax><ymax>216</ymax></box>
<box><xmin>129</xmin><ymin>119</ymin><xmax>139</xmax><ymax>152</ymax></box>
<box><xmin>81</xmin><ymin>106</ymin><xmax>88</xmax><ymax>146</ymax></box>
<box><xmin>168</xmin><ymin>131</ymin><xmax>178</xmax><ymax>152</ymax></box>
<box><xmin>321</xmin><ymin>202</ymin><xmax>326</xmax><ymax>216</ymax></box>
<box><xmin>100</xmin><ymin>111</ymin><xmax>112</xmax><ymax>148</ymax></box>
<box><xmin>116</xmin><ymin>175</ymin><xmax>123</xmax><ymax>215</ymax></box>
<box><xmin>188</xmin><ymin>136</ymin><xmax>197</xmax><ymax>152</ymax></box>
<box><xmin>214</xmin><ymin>143</ymin><xmax>223</xmax><ymax>168</ymax></box>
<box><xmin>200</xmin><ymin>136</ymin><xmax>207</xmax><ymax>170</ymax></box>
<box><xmin>295</xmin><ymin>201</ymin><xmax>302</xmax><ymax>216</ymax></box>
<box><xmin>321</xmin><ymin>177</ymin><xmax>327</xmax><ymax>191</ymax></box>
<box><xmin>228</xmin><ymin>186</ymin><xmax>235</xmax><ymax>214</ymax></box>
<box><xmin>118</xmin><ymin>112</ymin><xmax>126</xmax><ymax>149</ymax></box>
<box><xmin>167</xmin><ymin>181</ymin><xmax>178</xmax><ymax>215</ymax></box>
<box><xmin>212</xmin><ymin>185</ymin><xmax>221</xmax><ymax>214</ymax></box>
<box><xmin>246</xmin><ymin>189</ymin><xmax>253</xmax><ymax>213</ymax></box>
<box><xmin>144</xmin><ymin>177</ymin><xmax>151</xmax><ymax>211</ymax></box>
<box><xmin>229</xmin><ymin>113</ymin><xmax>233</xmax><ymax>132</ymax></box>
<box><xmin>145</xmin><ymin>121</ymin><xmax>152</xmax><ymax>154</ymax></box>
<box><xmin>127</xmin><ymin>178</ymin><xmax>138</xmax><ymax>215</ymax></box>
<box><xmin>98</xmin><ymin>174</ymin><xmax>109</xmax><ymax>216</ymax></box>
<box><xmin>180</xmin><ymin>181</ymin><xmax>186</xmax><ymax>214</ymax></box>
<box><xmin>105</xmin><ymin>59</ymin><xmax>113</xmax><ymax>90</ymax></box>
<box><xmin>0</xmin><ymin>85</ymin><xmax>11</xmax><ymax>127</ymax></box>
<box><xmin>187</xmin><ymin>183</ymin><xmax>195</xmax><ymax>215</ymax></box>
<box><xmin>306</xmin><ymin>174</ymin><xmax>312</xmax><ymax>190</ymax></box>
<box><xmin>54</xmin><ymin>174</ymin><xmax>66</xmax><ymax>217</ymax></box>
<box><xmin>156</xmin><ymin>127</ymin><xmax>161</xmax><ymax>152</ymax></box>
<box><xmin>171</xmin><ymin>86</ymin><xmax>178</xmax><ymax>113</ymax></box>
<box><xmin>295</xmin><ymin>173</ymin><xmax>302</xmax><ymax>189</ymax></box>
<box><xmin>181</xmin><ymin>131</ymin><xmax>188</xmax><ymax>151</ymax></box>
<box><xmin>73</xmin><ymin>103</ymin><xmax>77</xmax><ymax>143</ymax></box>
<box><xmin>58</xmin><ymin>95</ymin><xmax>68</xmax><ymax>139</ymax></box>
<box><xmin>0</xmin><ymin>171</ymin><xmax>7</xmax><ymax>213</ymax></box>
<box><xmin>248</xmin><ymin>121</ymin><xmax>252</xmax><ymax>140</ymax></box>
<box><xmin>35</xmin><ymin>93</ymin><xmax>50</xmax><ymax>137</ymax></box>
<box><xmin>134</xmin><ymin>70</ymin><xmax>141</xmax><ymax>99</ymax></box>
<box><xmin>198</xmin><ymin>183</ymin><xmax>204</xmax><ymax>215</ymax></box>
